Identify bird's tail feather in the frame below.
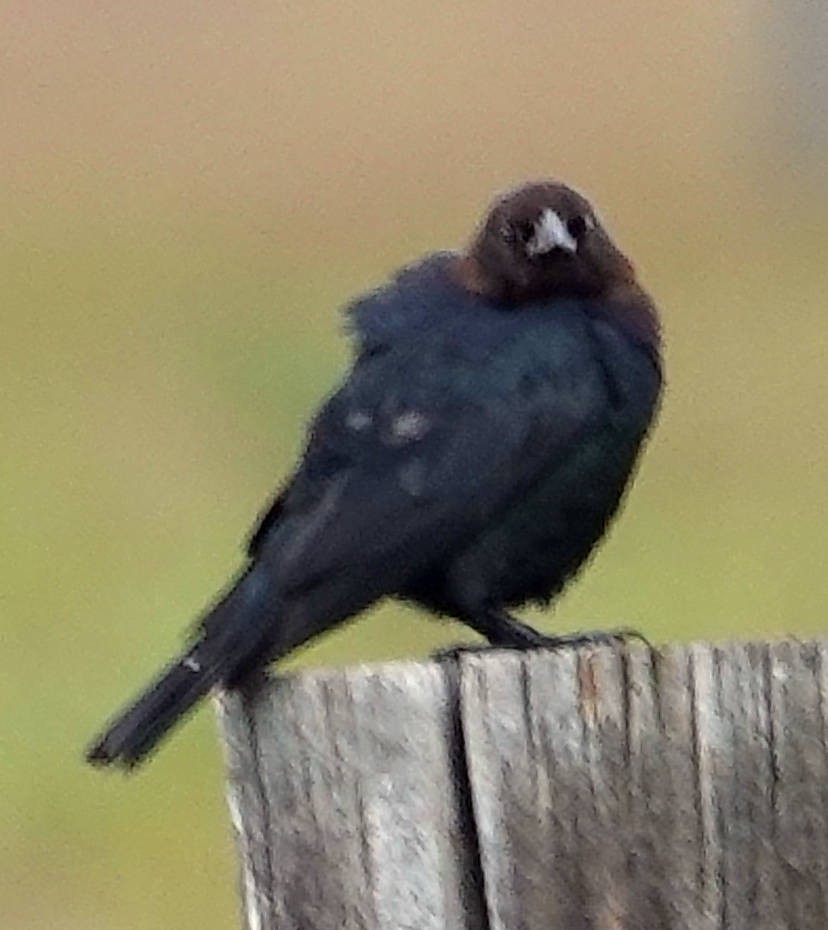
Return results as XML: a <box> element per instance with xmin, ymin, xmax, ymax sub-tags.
<box><xmin>85</xmin><ymin>648</ymin><xmax>219</xmax><ymax>768</ymax></box>
<box><xmin>86</xmin><ymin>567</ymin><xmax>278</xmax><ymax>769</ymax></box>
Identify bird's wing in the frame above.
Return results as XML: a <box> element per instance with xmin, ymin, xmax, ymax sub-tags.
<box><xmin>247</xmin><ymin>486</ymin><xmax>288</xmax><ymax>556</ymax></box>
<box><xmin>249</xmin><ymin>333</ymin><xmax>607</xmax><ymax>596</ymax></box>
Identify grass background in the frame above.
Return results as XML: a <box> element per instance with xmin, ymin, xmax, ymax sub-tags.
<box><xmin>3</xmin><ymin>2</ymin><xmax>828</xmax><ymax>927</ymax></box>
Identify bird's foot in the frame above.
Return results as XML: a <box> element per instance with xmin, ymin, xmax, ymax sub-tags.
<box><xmin>432</xmin><ymin>626</ymin><xmax>647</xmax><ymax>662</ymax></box>
<box><xmin>529</xmin><ymin>626</ymin><xmax>649</xmax><ymax>651</ymax></box>
<box><xmin>431</xmin><ymin>642</ymin><xmax>500</xmax><ymax>662</ymax></box>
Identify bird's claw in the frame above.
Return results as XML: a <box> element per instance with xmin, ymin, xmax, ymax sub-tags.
<box><xmin>431</xmin><ymin>642</ymin><xmax>498</xmax><ymax>662</ymax></box>
<box><xmin>431</xmin><ymin>627</ymin><xmax>649</xmax><ymax>662</ymax></box>
<box><xmin>531</xmin><ymin>626</ymin><xmax>650</xmax><ymax>650</ymax></box>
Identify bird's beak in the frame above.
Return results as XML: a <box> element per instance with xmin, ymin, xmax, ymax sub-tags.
<box><xmin>527</xmin><ymin>209</ymin><xmax>577</xmax><ymax>256</ymax></box>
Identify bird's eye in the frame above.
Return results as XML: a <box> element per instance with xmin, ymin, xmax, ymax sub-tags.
<box><xmin>514</xmin><ymin>221</ymin><xmax>535</xmax><ymax>244</ymax></box>
<box><xmin>566</xmin><ymin>215</ymin><xmax>590</xmax><ymax>240</ymax></box>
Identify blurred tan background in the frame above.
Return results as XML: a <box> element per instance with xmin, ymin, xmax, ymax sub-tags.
<box><xmin>3</xmin><ymin>2</ymin><xmax>827</xmax><ymax>928</ymax></box>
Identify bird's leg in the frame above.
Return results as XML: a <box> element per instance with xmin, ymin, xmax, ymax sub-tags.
<box><xmin>463</xmin><ymin>608</ymin><xmax>549</xmax><ymax>647</ymax></box>
<box><xmin>434</xmin><ymin>607</ymin><xmax>647</xmax><ymax>659</ymax></box>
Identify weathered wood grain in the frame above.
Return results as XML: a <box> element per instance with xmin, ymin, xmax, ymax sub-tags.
<box><xmin>217</xmin><ymin>660</ymin><xmax>485</xmax><ymax>930</ymax></box>
<box><xmin>218</xmin><ymin>640</ymin><xmax>828</xmax><ymax>930</ymax></box>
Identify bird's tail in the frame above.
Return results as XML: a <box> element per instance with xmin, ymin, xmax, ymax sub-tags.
<box><xmin>86</xmin><ymin>566</ymin><xmax>278</xmax><ymax>770</ymax></box>
<box><xmin>85</xmin><ymin>646</ymin><xmax>219</xmax><ymax>768</ymax></box>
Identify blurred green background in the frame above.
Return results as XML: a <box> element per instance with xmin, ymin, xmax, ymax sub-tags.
<box><xmin>3</xmin><ymin>2</ymin><xmax>827</xmax><ymax>928</ymax></box>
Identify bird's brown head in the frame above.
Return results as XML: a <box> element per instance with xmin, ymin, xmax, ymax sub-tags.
<box><xmin>459</xmin><ymin>181</ymin><xmax>637</xmax><ymax>305</ymax></box>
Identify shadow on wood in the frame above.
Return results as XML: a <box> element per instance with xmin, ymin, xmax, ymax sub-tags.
<box><xmin>216</xmin><ymin>640</ymin><xmax>828</xmax><ymax>930</ymax></box>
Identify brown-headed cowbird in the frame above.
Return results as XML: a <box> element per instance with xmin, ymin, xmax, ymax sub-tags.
<box><xmin>87</xmin><ymin>180</ymin><xmax>662</xmax><ymax>768</ymax></box>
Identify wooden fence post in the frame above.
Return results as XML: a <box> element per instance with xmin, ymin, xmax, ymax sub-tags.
<box><xmin>216</xmin><ymin>639</ymin><xmax>828</xmax><ymax>930</ymax></box>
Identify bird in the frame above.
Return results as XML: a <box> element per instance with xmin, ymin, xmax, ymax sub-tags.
<box><xmin>86</xmin><ymin>180</ymin><xmax>662</xmax><ymax>769</ymax></box>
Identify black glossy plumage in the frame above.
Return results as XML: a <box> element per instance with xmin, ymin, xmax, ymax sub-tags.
<box><xmin>251</xmin><ymin>253</ymin><xmax>659</xmax><ymax>616</ymax></box>
<box><xmin>87</xmin><ymin>182</ymin><xmax>662</xmax><ymax>768</ymax></box>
